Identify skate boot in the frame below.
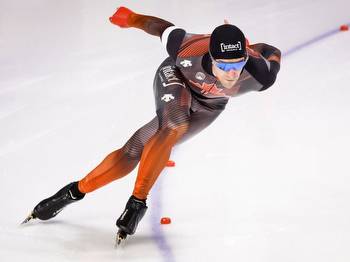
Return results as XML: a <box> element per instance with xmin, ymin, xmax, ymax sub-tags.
<box><xmin>22</xmin><ymin>182</ymin><xmax>85</xmax><ymax>224</ymax></box>
<box><xmin>116</xmin><ymin>195</ymin><xmax>148</xmax><ymax>244</ymax></box>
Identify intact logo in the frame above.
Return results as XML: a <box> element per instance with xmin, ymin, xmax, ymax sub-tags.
<box><xmin>161</xmin><ymin>65</ymin><xmax>180</xmax><ymax>82</ymax></box>
<box><xmin>220</xmin><ymin>41</ymin><xmax>242</xmax><ymax>52</ymax></box>
<box><xmin>180</xmin><ymin>60</ymin><xmax>192</xmax><ymax>67</ymax></box>
<box><xmin>161</xmin><ymin>94</ymin><xmax>175</xmax><ymax>102</ymax></box>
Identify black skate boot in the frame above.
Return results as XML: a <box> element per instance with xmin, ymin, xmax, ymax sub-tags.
<box><xmin>22</xmin><ymin>182</ymin><xmax>85</xmax><ymax>224</ymax></box>
<box><xmin>116</xmin><ymin>195</ymin><xmax>148</xmax><ymax>244</ymax></box>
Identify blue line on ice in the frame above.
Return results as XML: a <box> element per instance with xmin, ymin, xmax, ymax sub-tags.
<box><xmin>150</xmin><ymin>169</ymin><xmax>175</xmax><ymax>262</ymax></box>
<box><xmin>283</xmin><ymin>22</ymin><xmax>350</xmax><ymax>57</ymax></box>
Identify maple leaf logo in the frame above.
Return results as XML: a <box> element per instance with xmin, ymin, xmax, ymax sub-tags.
<box><xmin>189</xmin><ymin>80</ymin><xmax>225</xmax><ymax>96</ymax></box>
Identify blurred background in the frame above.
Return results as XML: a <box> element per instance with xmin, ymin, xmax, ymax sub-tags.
<box><xmin>0</xmin><ymin>0</ymin><xmax>349</xmax><ymax>261</ymax></box>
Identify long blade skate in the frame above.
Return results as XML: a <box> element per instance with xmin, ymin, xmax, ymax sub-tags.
<box><xmin>115</xmin><ymin>230</ymin><xmax>127</xmax><ymax>247</ymax></box>
<box><xmin>22</xmin><ymin>182</ymin><xmax>85</xmax><ymax>225</ymax></box>
<box><xmin>21</xmin><ymin>211</ymin><xmax>36</xmax><ymax>225</ymax></box>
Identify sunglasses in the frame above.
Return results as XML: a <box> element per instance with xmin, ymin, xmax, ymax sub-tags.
<box><xmin>212</xmin><ymin>57</ymin><xmax>248</xmax><ymax>72</ymax></box>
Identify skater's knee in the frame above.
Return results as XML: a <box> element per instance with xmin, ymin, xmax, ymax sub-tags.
<box><xmin>121</xmin><ymin>145</ymin><xmax>143</xmax><ymax>160</ymax></box>
<box><xmin>158</xmin><ymin>123</ymin><xmax>189</xmax><ymax>141</ymax></box>
<box><xmin>159</xmin><ymin>112</ymin><xmax>189</xmax><ymax>132</ymax></box>
<box><xmin>121</xmin><ymin>120</ymin><xmax>159</xmax><ymax>160</ymax></box>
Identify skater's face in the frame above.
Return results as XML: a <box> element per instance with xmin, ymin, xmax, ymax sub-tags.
<box><xmin>212</xmin><ymin>57</ymin><xmax>247</xmax><ymax>89</ymax></box>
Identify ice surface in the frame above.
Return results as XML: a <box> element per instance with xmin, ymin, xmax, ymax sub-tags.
<box><xmin>1</xmin><ymin>0</ymin><xmax>350</xmax><ymax>261</ymax></box>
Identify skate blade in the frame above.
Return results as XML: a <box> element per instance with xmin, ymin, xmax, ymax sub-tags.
<box><xmin>20</xmin><ymin>212</ymin><xmax>36</xmax><ymax>225</ymax></box>
<box><xmin>115</xmin><ymin>230</ymin><xmax>127</xmax><ymax>248</ymax></box>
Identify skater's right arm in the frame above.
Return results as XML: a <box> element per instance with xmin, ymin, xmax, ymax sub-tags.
<box><xmin>109</xmin><ymin>7</ymin><xmax>186</xmax><ymax>60</ymax></box>
<box><xmin>109</xmin><ymin>7</ymin><xmax>174</xmax><ymax>37</ymax></box>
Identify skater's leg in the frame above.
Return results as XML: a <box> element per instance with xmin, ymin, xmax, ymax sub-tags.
<box><xmin>78</xmin><ymin>117</ymin><xmax>159</xmax><ymax>193</ymax></box>
<box><xmin>178</xmin><ymin>97</ymin><xmax>227</xmax><ymax>144</ymax></box>
<box><xmin>78</xmin><ymin>148</ymin><xmax>138</xmax><ymax>193</ymax></box>
<box><xmin>25</xmin><ymin>117</ymin><xmax>160</xmax><ymax>222</ymax></box>
<box><xmin>115</xmin><ymin>60</ymin><xmax>225</xmax><ymax>236</ymax></box>
<box><xmin>132</xmin><ymin>124</ymin><xmax>188</xmax><ymax>199</ymax></box>
<box><xmin>132</xmin><ymin>63</ymin><xmax>191</xmax><ymax>200</ymax></box>
<box><xmin>116</xmin><ymin>125</ymin><xmax>189</xmax><ymax>235</ymax></box>
<box><xmin>131</xmin><ymin>105</ymin><xmax>225</xmax><ymax>199</ymax></box>
<box><xmin>132</xmin><ymin>98</ymin><xmax>228</xmax><ymax>199</ymax></box>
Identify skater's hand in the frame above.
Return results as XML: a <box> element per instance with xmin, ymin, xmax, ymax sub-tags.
<box><xmin>109</xmin><ymin>6</ymin><xmax>135</xmax><ymax>28</ymax></box>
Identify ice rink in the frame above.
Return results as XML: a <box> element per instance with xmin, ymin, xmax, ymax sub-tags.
<box><xmin>1</xmin><ymin>0</ymin><xmax>350</xmax><ymax>261</ymax></box>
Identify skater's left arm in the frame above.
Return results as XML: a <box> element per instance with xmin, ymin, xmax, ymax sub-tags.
<box><xmin>245</xmin><ymin>43</ymin><xmax>281</xmax><ymax>91</ymax></box>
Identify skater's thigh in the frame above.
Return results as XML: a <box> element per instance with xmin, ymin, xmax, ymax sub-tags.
<box><xmin>178</xmin><ymin>105</ymin><xmax>223</xmax><ymax>143</ymax></box>
<box><xmin>122</xmin><ymin>116</ymin><xmax>159</xmax><ymax>159</ymax></box>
